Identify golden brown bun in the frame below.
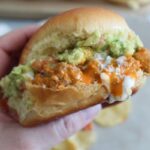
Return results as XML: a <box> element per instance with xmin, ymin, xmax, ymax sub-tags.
<box><xmin>11</xmin><ymin>83</ymin><xmax>108</xmax><ymax>126</ymax></box>
<box><xmin>20</xmin><ymin>7</ymin><xmax>131</xmax><ymax>64</ymax></box>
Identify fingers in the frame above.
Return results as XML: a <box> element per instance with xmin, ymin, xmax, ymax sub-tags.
<box><xmin>0</xmin><ymin>112</ymin><xmax>13</xmax><ymax>123</ymax></box>
<box><xmin>0</xmin><ymin>25</ymin><xmax>39</xmax><ymax>77</ymax></box>
<box><xmin>23</xmin><ymin>105</ymin><xmax>101</xmax><ymax>150</ymax></box>
<box><xmin>0</xmin><ymin>49</ymin><xmax>11</xmax><ymax>77</ymax></box>
<box><xmin>0</xmin><ymin>25</ymin><xmax>39</xmax><ymax>54</ymax></box>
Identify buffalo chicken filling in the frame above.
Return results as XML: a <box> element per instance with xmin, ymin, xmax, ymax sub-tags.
<box><xmin>31</xmin><ymin>54</ymin><xmax>143</xmax><ymax>103</ymax></box>
<box><xmin>0</xmin><ymin>31</ymin><xmax>147</xmax><ymax>104</ymax></box>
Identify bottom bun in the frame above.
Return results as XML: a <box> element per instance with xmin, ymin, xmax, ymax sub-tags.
<box><xmin>8</xmin><ymin>82</ymin><xmax>108</xmax><ymax>126</ymax></box>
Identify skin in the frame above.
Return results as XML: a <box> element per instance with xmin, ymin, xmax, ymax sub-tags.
<box><xmin>0</xmin><ymin>25</ymin><xmax>101</xmax><ymax>150</ymax></box>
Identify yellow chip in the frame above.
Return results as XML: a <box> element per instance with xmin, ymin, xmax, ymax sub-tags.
<box><xmin>52</xmin><ymin>129</ymin><xmax>95</xmax><ymax>150</ymax></box>
<box><xmin>94</xmin><ymin>100</ymin><xmax>132</xmax><ymax>127</ymax></box>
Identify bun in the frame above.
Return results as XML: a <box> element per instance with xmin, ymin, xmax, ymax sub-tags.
<box><xmin>14</xmin><ymin>83</ymin><xmax>108</xmax><ymax>126</ymax></box>
<box><xmin>20</xmin><ymin>7</ymin><xmax>131</xmax><ymax>64</ymax></box>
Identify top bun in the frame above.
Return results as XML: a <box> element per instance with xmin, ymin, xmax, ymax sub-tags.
<box><xmin>20</xmin><ymin>7</ymin><xmax>131</xmax><ymax>64</ymax></box>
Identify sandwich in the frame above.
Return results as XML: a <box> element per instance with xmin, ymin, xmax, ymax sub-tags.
<box><xmin>0</xmin><ymin>7</ymin><xmax>150</xmax><ymax>126</ymax></box>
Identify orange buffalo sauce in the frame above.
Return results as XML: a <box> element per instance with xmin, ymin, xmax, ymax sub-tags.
<box><xmin>31</xmin><ymin>56</ymin><xmax>141</xmax><ymax>93</ymax></box>
<box><xmin>82</xmin><ymin>60</ymin><xmax>101</xmax><ymax>84</ymax></box>
<box><xmin>31</xmin><ymin>59</ymin><xmax>101</xmax><ymax>88</ymax></box>
<box><xmin>110</xmin><ymin>73</ymin><xmax>123</xmax><ymax>97</ymax></box>
<box><xmin>122</xmin><ymin>56</ymin><xmax>140</xmax><ymax>79</ymax></box>
<box><xmin>101</xmin><ymin>56</ymin><xmax>140</xmax><ymax>97</ymax></box>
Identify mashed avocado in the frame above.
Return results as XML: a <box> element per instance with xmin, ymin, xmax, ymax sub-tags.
<box><xmin>0</xmin><ymin>65</ymin><xmax>34</xmax><ymax>122</ymax></box>
<box><xmin>57</xmin><ymin>31</ymin><xmax>143</xmax><ymax>64</ymax></box>
<box><xmin>103</xmin><ymin>32</ymin><xmax>143</xmax><ymax>57</ymax></box>
<box><xmin>77</xmin><ymin>32</ymin><xmax>101</xmax><ymax>47</ymax></box>
<box><xmin>58</xmin><ymin>47</ymin><xmax>93</xmax><ymax>65</ymax></box>
<box><xmin>0</xmin><ymin>65</ymin><xmax>33</xmax><ymax>98</ymax></box>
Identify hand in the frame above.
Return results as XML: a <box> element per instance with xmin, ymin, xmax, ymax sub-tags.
<box><xmin>0</xmin><ymin>25</ymin><xmax>101</xmax><ymax>150</ymax></box>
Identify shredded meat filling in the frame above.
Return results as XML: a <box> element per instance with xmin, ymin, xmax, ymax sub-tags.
<box><xmin>31</xmin><ymin>55</ymin><xmax>142</xmax><ymax>93</ymax></box>
<box><xmin>134</xmin><ymin>48</ymin><xmax>150</xmax><ymax>74</ymax></box>
<box><xmin>31</xmin><ymin>59</ymin><xmax>100</xmax><ymax>88</ymax></box>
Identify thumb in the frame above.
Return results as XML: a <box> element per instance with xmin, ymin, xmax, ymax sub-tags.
<box><xmin>24</xmin><ymin>105</ymin><xmax>101</xmax><ymax>150</ymax></box>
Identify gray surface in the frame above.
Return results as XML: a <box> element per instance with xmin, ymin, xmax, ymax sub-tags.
<box><xmin>92</xmin><ymin>15</ymin><xmax>150</xmax><ymax>150</ymax></box>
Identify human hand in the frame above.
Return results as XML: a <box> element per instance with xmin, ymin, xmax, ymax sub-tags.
<box><xmin>0</xmin><ymin>25</ymin><xmax>101</xmax><ymax>150</ymax></box>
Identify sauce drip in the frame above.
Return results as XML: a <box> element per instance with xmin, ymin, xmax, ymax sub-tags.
<box><xmin>110</xmin><ymin>73</ymin><xmax>123</xmax><ymax>96</ymax></box>
<box><xmin>82</xmin><ymin>60</ymin><xmax>101</xmax><ymax>84</ymax></box>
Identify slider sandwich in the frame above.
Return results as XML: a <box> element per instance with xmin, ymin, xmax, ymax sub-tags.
<box><xmin>0</xmin><ymin>7</ymin><xmax>150</xmax><ymax>126</ymax></box>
